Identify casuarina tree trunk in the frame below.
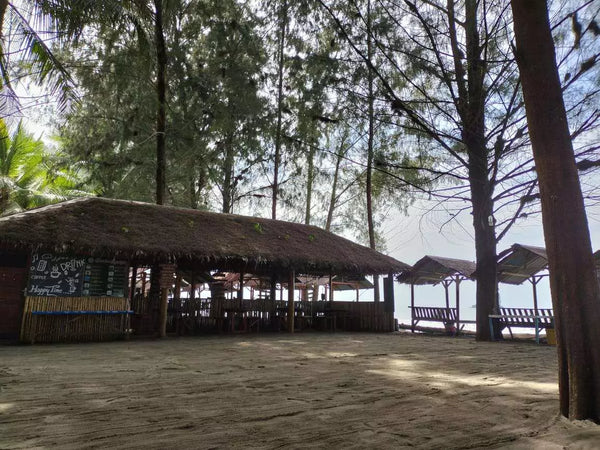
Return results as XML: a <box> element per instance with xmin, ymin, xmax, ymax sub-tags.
<box><xmin>366</xmin><ymin>0</ymin><xmax>380</xmax><ymax>302</ymax></box>
<box><xmin>272</xmin><ymin>0</ymin><xmax>288</xmax><ymax>220</ymax></box>
<box><xmin>511</xmin><ymin>0</ymin><xmax>600</xmax><ymax>422</ymax></box>
<box><xmin>154</xmin><ymin>0</ymin><xmax>167</xmax><ymax>205</ymax></box>
<box><xmin>464</xmin><ymin>0</ymin><xmax>497</xmax><ymax>340</ymax></box>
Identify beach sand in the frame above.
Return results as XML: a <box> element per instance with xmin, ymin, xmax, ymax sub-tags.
<box><xmin>1</xmin><ymin>332</ymin><xmax>598</xmax><ymax>449</ymax></box>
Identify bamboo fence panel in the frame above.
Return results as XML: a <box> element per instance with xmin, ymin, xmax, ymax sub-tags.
<box><xmin>20</xmin><ymin>296</ymin><xmax>129</xmax><ymax>343</ymax></box>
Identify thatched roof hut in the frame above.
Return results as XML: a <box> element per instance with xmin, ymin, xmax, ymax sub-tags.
<box><xmin>396</xmin><ymin>255</ymin><xmax>476</xmax><ymax>285</ymax></box>
<box><xmin>0</xmin><ymin>197</ymin><xmax>407</xmax><ymax>276</ymax></box>
<box><xmin>497</xmin><ymin>244</ymin><xmax>548</xmax><ymax>285</ymax></box>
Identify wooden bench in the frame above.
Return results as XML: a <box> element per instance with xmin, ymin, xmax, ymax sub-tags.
<box><xmin>409</xmin><ymin>306</ymin><xmax>476</xmax><ymax>335</ymax></box>
<box><xmin>488</xmin><ymin>307</ymin><xmax>554</xmax><ymax>344</ymax></box>
<box><xmin>411</xmin><ymin>306</ymin><xmax>456</xmax><ymax>324</ymax></box>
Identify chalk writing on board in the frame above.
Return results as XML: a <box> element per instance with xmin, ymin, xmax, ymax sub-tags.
<box><xmin>27</xmin><ymin>253</ymin><xmax>86</xmax><ymax>297</ymax></box>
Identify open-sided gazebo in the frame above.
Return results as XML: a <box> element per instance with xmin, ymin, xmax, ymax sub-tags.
<box><xmin>0</xmin><ymin>197</ymin><xmax>408</xmax><ymax>342</ymax></box>
<box><xmin>397</xmin><ymin>255</ymin><xmax>476</xmax><ymax>333</ymax></box>
<box><xmin>497</xmin><ymin>244</ymin><xmax>548</xmax><ymax>311</ymax></box>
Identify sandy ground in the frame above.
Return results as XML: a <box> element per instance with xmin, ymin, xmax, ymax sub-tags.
<box><xmin>1</xmin><ymin>332</ymin><xmax>599</xmax><ymax>449</ymax></box>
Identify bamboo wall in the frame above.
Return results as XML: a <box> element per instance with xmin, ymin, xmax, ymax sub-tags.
<box><xmin>20</xmin><ymin>296</ymin><xmax>129</xmax><ymax>343</ymax></box>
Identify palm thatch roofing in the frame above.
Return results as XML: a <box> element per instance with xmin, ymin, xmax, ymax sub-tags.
<box><xmin>497</xmin><ymin>244</ymin><xmax>548</xmax><ymax>284</ymax></box>
<box><xmin>396</xmin><ymin>255</ymin><xmax>476</xmax><ymax>285</ymax></box>
<box><xmin>0</xmin><ymin>197</ymin><xmax>408</xmax><ymax>276</ymax></box>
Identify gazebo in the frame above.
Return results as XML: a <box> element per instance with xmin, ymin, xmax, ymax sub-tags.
<box><xmin>0</xmin><ymin>197</ymin><xmax>408</xmax><ymax>342</ymax></box>
<box><xmin>397</xmin><ymin>255</ymin><xmax>476</xmax><ymax>333</ymax></box>
<box><xmin>497</xmin><ymin>244</ymin><xmax>548</xmax><ymax>311</ymax></box>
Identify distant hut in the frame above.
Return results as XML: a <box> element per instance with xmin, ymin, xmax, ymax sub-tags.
<box><xmin>497</xmin><ymin>244</ymin><xmax>548</xmax><ymax>312</ymax></box>
<box><xmin>397</xmin><ymin>255</ymin><xmax>476</xmax><ymax>333</ymax></box>
<box><xmin>0</xmin><ymin>198</ymin><xmax>408</xmax><ymax>342</ymax></box>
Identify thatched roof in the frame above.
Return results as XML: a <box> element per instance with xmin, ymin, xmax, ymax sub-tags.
<box><xmin>0</xmin><ymin>197</ymin><xmax>408</xmax><ymax>276</ymax></box>
<box><xmin>497</xmin><ymin>244</ymin><xmax>548</xmax><ymax>284</ymax></box>
<box><xmin>396</xmin><ymin>255</ymin><xmax>476</xmax><ymax>285</ymax></box>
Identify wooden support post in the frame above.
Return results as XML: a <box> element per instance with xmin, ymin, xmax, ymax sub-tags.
<box><xmin>530</xmin><ymin>276</ymin><xmax>540</xmax><ymax>313</ymax></box>
<box><xmin>410</xmin><ymin>282</ymin><xmax>415</xmax><ymax>332</ymax></box>
<box><xmin>385</xmin><ymin>271</ymin><xmax>395</xmax><ymax>331</ymax></box>
<box><xmin>174</xmin><ymin>274</ymin><xmax>182</xmax><ymax>335</ymax></box>
<box><xmin>270</xmin><ymin>274</ymin><xmax>277</xmax><ymax>328</ymax></box>
<box><xmin>129</xmin><ymin>266</ymin><xmax>137</xmax><ymax>302</ymax></box>
<box><xmin>329</xmin><ymin>273</ymin><xmax>334</xmax><ymax>304</ymax></box>
<box><xmin>443</xmin><ymin>280</ymin><xmax>451</xmax><ymax>309</ymax></box>
<box><xmin>141</xmin><ymin>270</ymin><xmax>147</xmax><ymax>297</ymax></box>
<box><xmin>455</xmin><ymin>276</ymin><xmax>461</xmax><ymax>335</ymax></box>
<box><xmin>158</xmin><ymin>264</ymin><xmax>176</xmax><ymax>338</ymax></box>
<box><xmin>159</xmin><ymin>288</ymin><xmax>169</xmax><ymax>338</ymax></box>
<box><xmin>190</xmin><ymin>270</ymin><xmax>195</xmax><ymax>300</ymax></box>
<box><xmin>238</xmin><ymin>272</ymin><xmax>244</xmax><ymax>309</ymax></box>
<box><xmin>356</xmin><ymin>284</ymin><xmax>359</xmax><ymax>302</ymax></box>
<box><xmin>287</xmin><ymin>270</ymin><xmax>295</xmax><ymax>333</ymax></box>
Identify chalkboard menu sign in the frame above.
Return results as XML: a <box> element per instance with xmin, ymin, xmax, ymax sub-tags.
<box><xmin>27</xmin><ymin>253</ymin><xmax>128</xmax><ymax>298</ymax></box>
<box><xmin>82</xmin><ymin>259</ymin><xmax>127</xmax><ymax>297</ymax></box>
<box><xmin>28</xmin><ymin>253</ymin><xmax>86</xmax><ymax>297</ymax></box>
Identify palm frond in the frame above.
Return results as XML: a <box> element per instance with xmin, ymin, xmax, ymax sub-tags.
<box><xmin>8</xmin><ymin>5</ymin><xmax>76</xmax><ymax>111</ymax></box>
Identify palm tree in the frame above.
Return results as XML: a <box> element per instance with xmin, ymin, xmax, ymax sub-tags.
<box><xmin>0</xmin><ymin>119</ymin><xmax>87</xmax><ymax>215</ymax></box>
<box><xmin>0</xmin><ymin>1</ymin><xmax>77</xmax><ymax>114</ymax></box>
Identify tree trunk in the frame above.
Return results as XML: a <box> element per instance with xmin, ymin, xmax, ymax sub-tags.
<box><xmin>189</xmin><ymin>175</ymin><xmax>197</xmax><ymax>209</ymax></box>
<box><xmin>222</xmin><ymin>136</ymin><xmax>235</xmax><ymax>214</ymax></box>
<box><xmin>304</xmin><ymin>144</ymin><xmax>315</xmax><ymax>225</ymax></box>
<box><xmin>511</xmin><ymin>0</ymin><xmax>600</xmax><ymax>422</ymax></box>
<box><xmin>463</xmin><ymin>0</ymin><xmax>497</xmax><ymax>341</ymax></box>
<box><xmin>366</xmin><ymin>0</ymin><xmax>379</xmax><ymax>302</ymax></box>
<box><xmin>272</xmin><ymin>0</ymin><xmax>288</xmax><ymax>220</ymax></box>
<box><xmin>325</xmin><ymin>142</ymin><xmax>343</xmax><ymax>231</ymax></box>
<box><xmin>154</xmin><ymin>0</ymin><xmax>167</xmax><ymax>205</ymax></box>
